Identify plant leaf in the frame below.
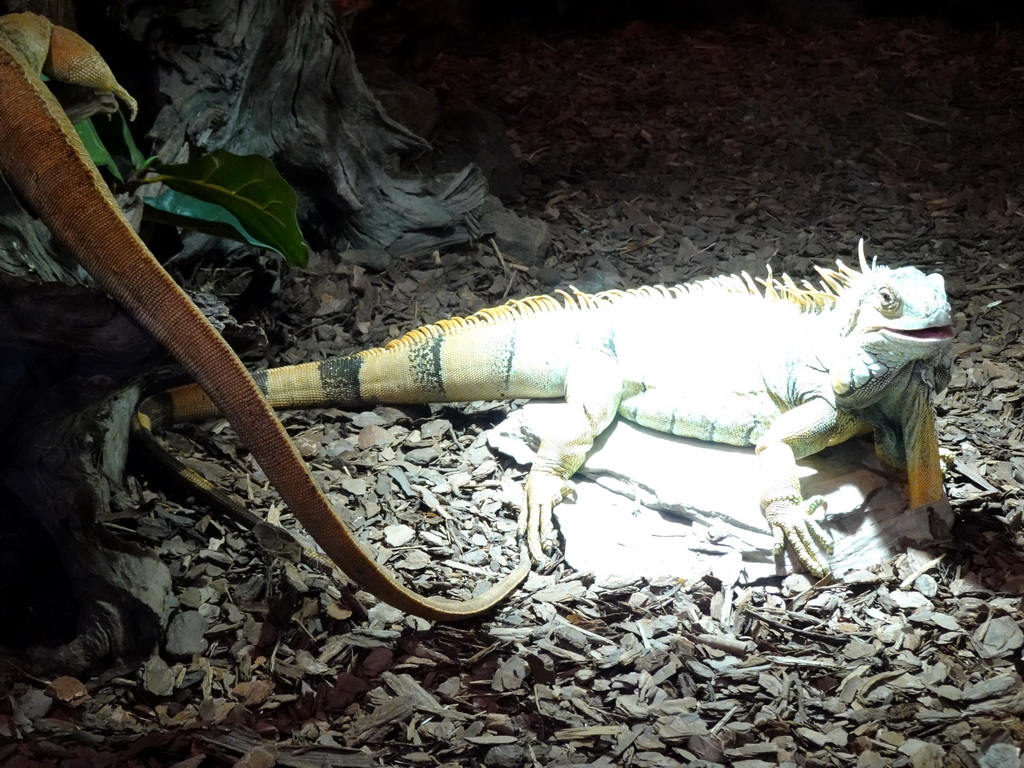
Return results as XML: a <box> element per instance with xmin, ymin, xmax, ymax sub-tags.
<box><xmin>118</xmin><ymin>112</ymin><xmax>149</xmax><ymax>170</ymax></box>
<box><xmin>77</xmin><ymin>111</ymin><xmax>154</xmax><ymax>180</ymax></box>
<box><xmin>147</xmin><ymin>150</ymin><xmax>308</xmax><ymax>267</ymax></box>
<box><xmin>76</xmin><ymin>118</ymin><xmax>123</xmax><ymax>182</ymax></box>
<box><xmin>144</xmin><ymin>189</ymin><xmax>276</xmax><ymax>251</ymax></box>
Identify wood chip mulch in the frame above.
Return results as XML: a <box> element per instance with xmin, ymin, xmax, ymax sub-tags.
<box><xmin>4</xmin><ymin>13</ymin><xmax>1024</xmax><ymax>768</ymax></box>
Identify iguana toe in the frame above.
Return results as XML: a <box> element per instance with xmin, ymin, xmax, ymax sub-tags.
<box><xmin>766</xmin><ymin>495</ymin><xmax>832</xmax><ymax>577</ymax></box>
<box><xmin>524</xmin><ymin>470</ymin><xmax>573</xmax><ymax>564</ymax></box>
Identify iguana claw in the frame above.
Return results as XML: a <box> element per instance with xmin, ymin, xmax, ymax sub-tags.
<box><xmin>764</xmin><ymin>495</ymin><xmax>832</xmax><ymax>577</ymax></box>
<box><xmin>523</xmin><ymin>470</ymin><xmax>574</xmax><ymax>564</ymax></box>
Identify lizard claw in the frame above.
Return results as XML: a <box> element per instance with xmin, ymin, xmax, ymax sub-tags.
<box><xmin>523</xmin><ymin>470</ymin><xmax>573</xmax><ymax>564</ymax></box>
<box><xmin>765</xmin><ymin>495</ymin><xmax>832</xmax><ymax>577</ymax></box>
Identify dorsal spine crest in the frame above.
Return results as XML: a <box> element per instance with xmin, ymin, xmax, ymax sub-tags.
<box><xmin>358</xmin><ymin>259</ymin><xmax>865</xmax><ymax>359</ymax></box>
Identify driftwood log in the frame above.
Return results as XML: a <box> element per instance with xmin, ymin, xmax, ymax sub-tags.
<box><xmin>0</xmin><ymin>275</ymin><xmax>167</xmax><ymax>669</ymax></box>
<box><xmin>0</xmin><ymin>0</ymin><xmax>491</xmax><ymax>671</ymax></box>
<box><xmin>117</xmin><ymin>0</ymin><xmax>489</xmax><ymax>262</ymax></box>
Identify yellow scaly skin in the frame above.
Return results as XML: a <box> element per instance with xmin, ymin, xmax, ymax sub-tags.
<box><xmin>0</xmin><ymin>12</ymin><xmax>529</xmax><ymax>621</ymax></box>
<box><xmin>137</xmin><ymin>248</ymin><xmax>955</xmax><ymax>578</ymax></box>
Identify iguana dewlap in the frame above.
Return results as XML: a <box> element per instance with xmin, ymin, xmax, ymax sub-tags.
<box><xmin>0</xmin><ymin>12</ymin><xmax>529</xmax><ymax>621</ymax></box>
<box><xmin>138</xmin><ymin>245</ymin><xmax>955</xmax><ymax>578</ymax></box>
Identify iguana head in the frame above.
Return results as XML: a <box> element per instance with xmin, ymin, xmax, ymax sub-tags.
<box><xmin>829</xmin><ymin>241</ymin><xmax>954</xmax><ymax>404</ymax></box>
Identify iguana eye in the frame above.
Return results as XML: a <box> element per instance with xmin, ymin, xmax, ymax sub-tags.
<box><xmin>877</xmin><ymin>285</ymin><xmax>901</xmax><ymax>315</ymax></box>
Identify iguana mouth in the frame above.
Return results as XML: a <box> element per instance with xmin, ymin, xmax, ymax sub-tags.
<box><xmin>881</xmin><ymin>325</ymin><xmax>954</xmax><ymax>341</ymax></box>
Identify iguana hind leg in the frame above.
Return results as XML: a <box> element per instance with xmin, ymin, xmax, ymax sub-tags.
<box><xmin>523</xmin><ymin>347</ymin><xmax>623</xmax><ymax>563</ymax></box>
<box><xmin>0</xmin><ymin>13</ymin><xmax>137</xmax><ymax>118</ymax></box>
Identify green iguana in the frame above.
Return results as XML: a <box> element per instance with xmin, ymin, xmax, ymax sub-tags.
<box><xmin>0</xmin><ymin>11</ymin><xmax>529</xmax><ymax>622</ymax></box>
<box><xmin>136</xmin><ymin>243</ymin><xmax>955</xmax><ymax>578</ymax></box>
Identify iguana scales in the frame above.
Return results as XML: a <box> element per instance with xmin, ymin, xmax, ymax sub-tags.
<box><xmin>0</xmin><ymin>11</ymin><xmax>529</xmax><ymax>622</ymax></box>
<box><xmin>137</xmin><ymin>242</ymin><xmax>955</xmax><ymax>578</ymax></box>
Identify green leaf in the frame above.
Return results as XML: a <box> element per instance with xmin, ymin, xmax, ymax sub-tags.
<box><xmin>76</xmin><ymin>110</ymin><xmax>154</xmax><ymax>179</ymax></box>
<box><xmin>118</xmin><ymin>112</ymin><xmax>149</xmax><ymax>170</ymax></box>
<box><xmin>147</xmin><ymin>150</ymin><xmax>309</xmax><ymax>267</ymax></box>
<box><xmin>76</xmin><ymin>118</ymin><xmax>124</xmax><ymax>182</ymax></box>
<box><xmin>144</xmin><ymin>188</ymin><xmax>280</xmax><ymax>251</ymax></box>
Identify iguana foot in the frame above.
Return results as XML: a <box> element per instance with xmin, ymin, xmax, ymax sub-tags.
<box><xmin>939</xmin><ymin>446</ymin><xmax>955</xmax><ymax>472</ymax></box>
<box><xmin>764</xmin><ymin>495</ymin><xmax>832</xmax><ymax>577</ymax></box>
<box><xmin>522</xmin><ymin>470</ymin><xmax>574</xmax><ymax>564</ymax></box>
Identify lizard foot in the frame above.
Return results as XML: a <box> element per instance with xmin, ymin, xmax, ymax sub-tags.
<box><xmin>522</xmin><ymin>471</ymin><xmax>574</xmax><ymax>564</ymax></box>
<box><xmin>765</xmin><ymin>495</ymin><xmax>832</xmax><ymax>578</ymax></box>
<box><xmin>938</xmin><ymin>446</ymin><xmax>955</xmax><ymax>472</ymax></box>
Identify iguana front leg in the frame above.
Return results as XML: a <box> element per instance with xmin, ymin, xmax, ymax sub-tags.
<box><xmin>522</xmin><ymin>348</ymin><xmax>623</xmax><ymax>563</ymax></box>
<box><xmin>904</xmin><ymin>398</ymin><xmax>944</xmax><ymax>509</ymax></box>
<box><xmin>755</xmin><ymin>399</ymin><xmax>870</xmax><ymax>577</ymax></box>
<box><xmin>869</xmin><ymin>374</ymin><xmax>946</xmax><ymax>509</ymax></box>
